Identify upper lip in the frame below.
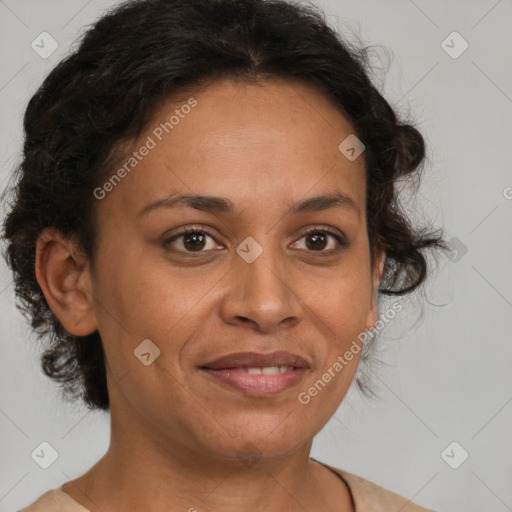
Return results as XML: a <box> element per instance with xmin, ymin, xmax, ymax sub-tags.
<box><xmin>200</xmin><ymin>351</ymin><xmax>310</xmax><ymax>370</ymax></box>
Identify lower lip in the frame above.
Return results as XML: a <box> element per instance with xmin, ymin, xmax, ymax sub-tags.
<box><xmin>200</xmin><ymin>367</ymin><xmax>308</xmax><ymax>397</ymax></box>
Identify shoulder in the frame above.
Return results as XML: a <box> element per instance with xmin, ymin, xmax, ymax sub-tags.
<box><xmin>18</xmin><ymin>486</ymin><xmax>90</xmax><ymax>512</ymax></box>
<box><xmin>318</xmin><ymin>460</ymin><xmax>435</xmax><ymax>512</ymax></box>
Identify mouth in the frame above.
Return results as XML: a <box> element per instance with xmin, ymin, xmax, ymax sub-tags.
<box><xmin>199</xmin><ymin>351</ymin><xmax>310</xmax><ymax>397</ymax></box>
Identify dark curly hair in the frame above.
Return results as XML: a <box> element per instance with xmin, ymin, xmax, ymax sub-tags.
<box><xmin>1</xmin><ymin>0</ymin><xmax>447</xmax><ymax>411</ymax></box>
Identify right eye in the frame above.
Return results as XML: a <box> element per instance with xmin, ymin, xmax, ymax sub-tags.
<box><xmin>162</xmin><ymin>227</ymin><xmax>224</xmax><ymax>253</ymax></box>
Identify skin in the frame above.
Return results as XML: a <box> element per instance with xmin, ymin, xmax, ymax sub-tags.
<box><xmin>35</xmin><ymin>78</ymin><xmax>385</xmax><ymax>512</ymax></box>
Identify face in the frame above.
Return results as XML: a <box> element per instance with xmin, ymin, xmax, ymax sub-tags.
<box><xmin>82</xmin><ymin>79</ymin><xmax>383</xmax><ymax>460</ymax></box>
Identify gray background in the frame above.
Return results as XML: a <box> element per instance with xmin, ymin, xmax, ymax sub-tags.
<box><xmin>1</xmin><ymin>1</ymin><xmax>511</xmax><ymax>511</ymax></box>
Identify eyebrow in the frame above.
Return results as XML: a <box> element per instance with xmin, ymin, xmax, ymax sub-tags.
<box><xmin>138</xmin><ymin>191</ymin><xmax>360</xmax><ymax>218</ymax></box>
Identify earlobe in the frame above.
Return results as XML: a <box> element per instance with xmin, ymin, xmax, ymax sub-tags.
<box><xmin>35</xmin><ymin>227</ymin><xmax>98</xmax><ymax>336</ymax></box>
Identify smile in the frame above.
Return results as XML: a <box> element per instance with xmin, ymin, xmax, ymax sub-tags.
<box><xmin>200</xmin><ymin>366</ymin><xmax>308</xmax><ymax>397</ymax></box>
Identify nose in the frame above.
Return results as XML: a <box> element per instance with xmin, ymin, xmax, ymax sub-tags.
<box><xmin>219</xmin><ymin>243</ymin><xmax>302</xmax><ymax>333</ymax></box>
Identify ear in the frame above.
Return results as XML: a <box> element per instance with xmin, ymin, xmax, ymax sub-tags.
<box><xmin>365</xmin><ymin>250</ymin><xmax>385</xmax><ymax>331</ymax></box>
<box><xmin>35</xmin><ymin>227</ymin><xmax>98</xmax><ymax>336</ymax></box>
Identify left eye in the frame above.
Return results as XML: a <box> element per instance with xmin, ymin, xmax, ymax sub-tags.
<box><xmin>292</xmin><ymin>229</ymin><xmax>346</xmax><ymax>253</ymax></box>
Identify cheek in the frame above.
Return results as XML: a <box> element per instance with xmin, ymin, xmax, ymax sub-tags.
<box><xmin>298</xmin><ymin>261</ymin><xmax>371</xmax><ymax>396</ymax></box>
<box><xmin>93</xmin><ymin>252</ymin><xmax>222</xmax><ymax>371</ymax></box>
<box><xmin>310</xmin><ymin>263</ymin><xmax>372</xmax><ymax>339</ymax></box>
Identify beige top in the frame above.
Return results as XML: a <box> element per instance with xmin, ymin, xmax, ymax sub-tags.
<box><xmin>18</xmin><ymin>459</ymin><xmax>434</xmax><ymax>511</ymax></box>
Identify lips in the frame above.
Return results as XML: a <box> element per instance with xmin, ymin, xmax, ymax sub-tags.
<box><xmin>200</xmin><ymin>351</ymin><xmax>310</xmax><ymax>370</ymax></box>
<box><xmin>199</xmin><ymin>351</ymin><xmax>311</xmax><ymax>397</ymax></box>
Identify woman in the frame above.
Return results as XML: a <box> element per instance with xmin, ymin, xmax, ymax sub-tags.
<box><xmin>3</xmin><ymin>0</ymin><xmax>446</xmax><ymax>510</ymax></box>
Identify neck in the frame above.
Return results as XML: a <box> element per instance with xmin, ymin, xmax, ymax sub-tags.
<box><xmin>61</xmin><ymin>400</ymin><xmax>354</xmax><ymax>512</ymax></box>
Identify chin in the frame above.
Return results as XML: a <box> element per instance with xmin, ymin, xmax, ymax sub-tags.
<box><xmin>200</xmin><ymin>428</ymin><xmax>310</xmax><ymax>463</ymax></box>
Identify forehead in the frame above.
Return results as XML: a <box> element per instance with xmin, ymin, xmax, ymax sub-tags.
<box><xmin>100</xmin><ymin>78</ymin><xmax>366</xmax><ymax>220</ymax></box>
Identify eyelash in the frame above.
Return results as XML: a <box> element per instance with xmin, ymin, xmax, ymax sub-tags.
<box><xmin>162</xmin><ymin>225</ymin><xmax>348</xmax><ymax>256</ymax></box>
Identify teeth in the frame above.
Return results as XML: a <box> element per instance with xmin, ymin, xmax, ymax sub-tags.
<box><xmin>245</xmin><ymin>366</ymin><xmax>292</xmax><ymax>375</ymax></box>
